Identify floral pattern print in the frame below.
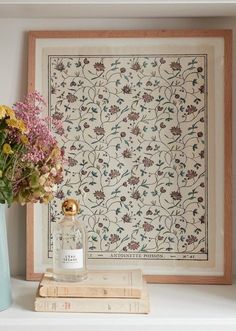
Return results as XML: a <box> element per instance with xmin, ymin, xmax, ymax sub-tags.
<box><xmin>48</xmin><ymin>54</ymin><xmax>207</xmax><ymax>261</ymax></box>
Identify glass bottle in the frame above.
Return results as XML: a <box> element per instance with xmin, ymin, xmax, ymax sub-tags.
<box><xmin>53</xmin><ymin>199</ymin><xmax>87</xmax><ymax>282</ymax></box>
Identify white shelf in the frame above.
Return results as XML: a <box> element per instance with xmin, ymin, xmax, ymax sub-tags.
<box><xmin>1</xmin><ymin>278</ymin><xmax>236</xmax><ymax>331</ymax></box>
<box><xmin>1</xmin><ymin>1</ymin><xmax>236</xmax><ymax>18</ymax></box>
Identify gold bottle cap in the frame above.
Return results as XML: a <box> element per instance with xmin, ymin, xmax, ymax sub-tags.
<box><xmin>62</xmin><ymin>199</ymin><xmax>79</xmax><ymax>216</ymax></box>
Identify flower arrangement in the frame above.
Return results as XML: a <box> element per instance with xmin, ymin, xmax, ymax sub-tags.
<box><xmin>0</xmin><ymin>91</ymin><xmax>63</xmax><ymax>205</ymax></box>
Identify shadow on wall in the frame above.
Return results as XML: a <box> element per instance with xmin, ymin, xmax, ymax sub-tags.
<box><xmin>4</xmin><ymin>31</ymin><xmax>28</xmax><ymax>277</ymax></box>
<box><xmin>18</xmin><ymin>31</ymin><xmax>28</xmax><ymax>99</ymax></box>
<box><xmin>6</xmin><ymin>204</ymin><xmax>26</xmax><ymax>277</ymax></box>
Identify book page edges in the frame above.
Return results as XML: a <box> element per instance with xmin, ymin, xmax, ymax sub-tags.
<box><xmin>35</xmin><ymin>282</ymin><xmax>149</xmax><ymax>314</ymax></box>
<box><xmin>39</xmin><ymin>269</ymin><xmax>143</xmax><ymax>298</ymax></box>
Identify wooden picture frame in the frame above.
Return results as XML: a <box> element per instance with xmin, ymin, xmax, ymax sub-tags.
<box><xmin>27</xmin><ymin>30</ymin><xmax>232</xmax><ymax>283</ymax></box>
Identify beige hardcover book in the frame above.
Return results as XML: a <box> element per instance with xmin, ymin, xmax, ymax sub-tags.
<box><xmin>35</xmin><ymin>281</ymin><xmax>149</xmax><ymax>314</ymax></box>
<box><xmin>39</xmin><ymin>269</ymin><xmax>143</xmax><ymax>298</ymax></box>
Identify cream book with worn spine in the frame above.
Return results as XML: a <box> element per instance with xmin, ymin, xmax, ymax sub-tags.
<box><xmin>39</xmin><ymin>269</ymin><xmax>143</xmax><ymax>298</ymax></box>
<box><xmin>35</xmin><ymin>281</ymin><xmax>149</xmax><ymax>314</ymax></box>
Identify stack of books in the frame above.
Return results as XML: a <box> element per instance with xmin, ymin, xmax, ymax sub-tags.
<box><xmin>35</xmin><ymin>269</ymin><xmax>149</xmax><ymax>314</ymax></box>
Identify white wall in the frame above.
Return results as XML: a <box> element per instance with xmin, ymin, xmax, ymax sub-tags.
<box><xmin>0</xmin><ymin>16</ymin><xmax>235</xmax><ymax>276</ymax></box>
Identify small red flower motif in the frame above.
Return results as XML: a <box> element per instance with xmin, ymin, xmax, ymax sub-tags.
<box><xmin>128</xmin><ymin>241</ymin><xmax>140</xmax><ymax>250</ymax></box>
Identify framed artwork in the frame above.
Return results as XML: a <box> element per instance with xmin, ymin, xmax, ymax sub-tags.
<box><xmin>27</xmin><ymin>30</ymin><xmax>232</xmax><ymax>283</ymax></box>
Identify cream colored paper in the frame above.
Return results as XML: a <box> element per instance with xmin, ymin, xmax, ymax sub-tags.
<box><xmin>34</xmin><ymin>37</ymin><xmax>224</xmax><ymax>276</ymax></box>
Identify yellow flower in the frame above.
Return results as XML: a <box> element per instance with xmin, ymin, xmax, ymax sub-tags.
<box><xmin>17</xmin><ymin>119</ymin><xmax>27</xmax><ymax>133</ymax></box>
<box><xmin>0</xmin><ymin>105</ymin><xmax>6</xmax><ymax>119</ymax></box>
<box><xmin>6</xmin><ymin>118</ymin><xmax>27</xmax><ymax>133</ymax></box>
<box><xmin>2</xmin><ymin>143</ymin><xmax>13</xmax><ymax>155</ymax></box>
<box><xmin>0</xmin><ymin>170</ymin><xmax>2</xmax><ymax>178</ymax></box>
<box><xmin>0</xmin><ymin>105</ymin><xmax>16</xmax><ymax>120</ymax></box>
<box><xmin>20</xmin><ymin>134</ymin><xmax>29</xmax><ymax>145</ymax></box>
<box><xmin>4</xmin><ymin>106</ymin><xmax>16</xmax><ymax>120</ymax></box>
<box><xmin>6</xmin><ymin>118</ymin><xmax>18</xmax><ymax>128</ymax></box>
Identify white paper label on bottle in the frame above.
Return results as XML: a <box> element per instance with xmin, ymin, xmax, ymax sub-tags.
<box><xmin>59</xmin><ymin>249</ymin><xmax>84</xmax><ymax>269</ymax></box>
